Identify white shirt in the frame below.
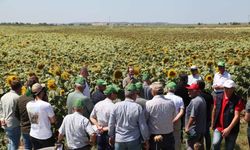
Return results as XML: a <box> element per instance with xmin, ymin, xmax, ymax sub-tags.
<box><xmin>188</xmin><ymin>74</ymin><xmax>202</xmax><ymax>85</ymax></box>
<box><xmin>59</xmin><ymin>112</ymin><xmax>94</xmax><ymax>149</ymax></box>
<box><xmin>83</xmin><ymin>82</ymin><xmax>90</xmax><ymax>98</ymax></box>
<box><xmin>90</xmin><ymin>98</ymin><xmax>115</xmax><ymax>127</ymax></box>
<box><xmin>212</xmin><ymin>71</ymin><xmax>231</xmax><ymax>92</ymax></box>
<box><xmin>26</xmin><ymin>99</ymin><xmax>55</xmax><ymax>139</ymax></box>
<box><xmin>165</xmin><ymin>92</ymin><xmax>184</xmax><ymax>114</ymax></box>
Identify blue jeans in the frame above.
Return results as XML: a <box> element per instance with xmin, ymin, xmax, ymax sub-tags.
<box><xmin>22</xmin><ymin>133</ymin><xmax>32</xmax><ymax>150</ymax></box>
<box><xmin>97</xmin><ymin>132</ymin><xmax>114</xmax><ymax>150</ymax></box>
<box><xmin>212</xmin><ymin>129</ymin><xmax>238</xmax><ymax>150</ymax></box>
<box><xmin>5</xmin><ymin>126</ymin><xmax>21</xmax><ymax>150</ymax></box>
<box><xmin>115</xmin><ymin>138</ymin><xmax>141</xmax><ymax>150</ymax></box>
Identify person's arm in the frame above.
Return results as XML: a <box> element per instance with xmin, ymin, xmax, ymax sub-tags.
<box><xmin>185</xmin><ymin>117</ymin><xmax>195</xmax><ymax>132</ymax></box>
<box><xmin>138</xmin><ymin>106</ymin><xmax>149</xmax><ymax>142</ymax></box>
<box><xmin>49</xmin><ymin>116</ymin><xmax>56</xmax><ymax>124</ymax></box>
<box><xmin>57</xmin><ymin>133</ymin><xmax>64</xmax><ymax>143</ymax></box>
<box><xmin>173</xmin><ymin>108</ymin><xmax>184</xmax><ymax>123</ymax></box>
<box><xmin>211</xmin><ymin>98</ymin><xmax>217</xmax><ymax>129</ymax></box>
<box><xmin>108</xmin><ymin>107</ymin><xmax>116</xmax><ymax>145</ymax></box>
<box><xmin>245</xmin><ymin>112</ymin><xmax>250</xmax><ymax>122</ymax></box>
<box><xmin>222</xmin><ymin>111</ymin><xmax>240</xmax><ymax>137</ymax></box>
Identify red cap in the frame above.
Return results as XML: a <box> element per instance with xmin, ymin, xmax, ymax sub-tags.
<box><xmin>186</xmin><ymin>83</ymin><xmax>200</xmax><ymax>90</ymax></box>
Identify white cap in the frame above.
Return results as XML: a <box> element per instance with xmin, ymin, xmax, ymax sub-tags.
<box><xmin>223</xmin><ymin>80</ymin><xmax>236</xmax><ymax>88</ymax></box>
<box><xmin>190</xmin><ymin>65</ymin><xmax>198</xmax><ymax>70</ymax></box>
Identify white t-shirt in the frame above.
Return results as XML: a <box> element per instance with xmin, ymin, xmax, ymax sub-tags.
<box><xmin>188</xmin><ymin>74</ymin><xmax>202</xmax><ymax>85</ymax></box>
<box><xmin>26</xmin><ymin>99</ymin><xmax>55</xmax><ymax>139</ymax></box>
<box><xmin>212</xmin><ymin>71</ymin><xmax>231</xmax><ymax>92</ymax></box>
<box><xmin>165</xmin><ymin>92</ymin><xmax>184</xmax><ymax>114</ymax></box>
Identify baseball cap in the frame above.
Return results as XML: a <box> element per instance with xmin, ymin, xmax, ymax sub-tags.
<box><xmin>142</xmin><ymin>73</ymin><xmax>150</xmax><ymax>81</ymax></box>
<box><xmin>96</xmin><ymin>79</ymin><xmax>107</xmax><ymax>86</ymax></box>
<box><xmin>218</xmin><ymin>61</ymin><xmax>225</xmax><ymax>67</ymax></box>
<box><xmin>190</xmin><ymin>65</ymin><xmax>198</xmax><ymax>70</ymax></box>
<box><xmin>104</xmin><ymin>84</ymin><xmax>120</xmax><ymax>95</ymax></box>
<box><xmin>186</xmin><ymin>83</ymin><xmax>200</xmax><ymax>90</ymax></box>
<box><xmin>135</xmin><ymin>82</ymin><xmax>143</xmax><ymax>91</ymax></box>
<box><xmin>166</xmin><ymin>82</ymin><xmax>177</xmax><ymax>90</ymax></box>
<box><xmin>32</xmin><ymin>83</ymin><xmax>46</xmax><ymax>95</ymax></box>
<box><xmin>72</xmin><ymin>98</ymin><xmax>84</xmax><ymax>109</ymax></box>
<box><xmin>223</xmin><ymin>80</ymin><xmax>236</xmax><ymax>88</ymax></box>
<box><xmin>75</xmin><ymin>77</ymin><xmax>85</xmax><ymax>86</ymax></box>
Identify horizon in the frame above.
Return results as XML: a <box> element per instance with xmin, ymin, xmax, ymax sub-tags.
<box><xmin>0</xmin><ymin>0</ymin><xmax>250</xmax><ymax>24</ymax></box>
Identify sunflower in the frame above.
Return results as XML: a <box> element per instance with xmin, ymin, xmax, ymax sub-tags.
<box><xmin>206</xmin><ymin>61</ymin><xmax>213</xmax><ymax>67</ymax></box>
<box><xmin>54</xmin><ymin>66</ymin><xmax>61</xmax><ymax>76</ymax></box>
<box><xmin>37</xmin><ymin>63</ymin><xmax>45</xmax><ymax>70</ymax></box>
<box><xmin>47</xmin><ymin>79</ymin><xmax>57</xmax><ymax>90</ymax></box>
<box><xmin>6</xmin><ymin>75</ymin><xmax>18</xmax><ymax>86</ymax></box>
<box><xmin>113</xmin><ymin>70</ymin><xmax>123</xmax><ymax>79</ymax></box>
<box><xmin>61</xmin><ymin>71</ymin><xmax>70</xmax><ymax>80</ymax></box>
<box><xmin>21</xmin><ymin>86</ymin><xmax>27</xmax><ymax>95</ymax></box>
<box><xmin>205</xmin><ymin>74</ymin><xmax>213</xmax><ymax>82</ymax></box>
<box><xmin>133</xmin><ymin>66</ymin><xmax>140</xmax><ymax>76</ymax></box>
<box><xmin>60</xmin><ymin>89</ymin><xmax>65</xmax><ymax>96</ymax></box>
<box><xmin>167</xmin><ymin>69</ymin><xmax>177</xmax><ymax>79</ymax></box>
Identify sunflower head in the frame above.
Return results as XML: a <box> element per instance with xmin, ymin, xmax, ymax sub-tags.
<box><xmin>61</xmin><ymin>71</ymin><xmax>70</xmax><ymax>80</ymax></box>
<box><xmin>47</xmin><ymin>79</ymin><xmax>57</xmax><ymax>90</ymax></box>
<box><xmin>205</xmin><ymin>74</ymin><xmax>213</xmax><ymax>82</ymax></box>
<box><xmin>60</xmin><ymin>89</ymin><xmax>65</xmax><ymax>96</ymax></box>
<box><xmin>167</xmin><ymin>69</ymin><xmax>177</xmax><ymax>79</ymax></box>
<box><xmin>37</xmin><ymin>63</ymin><xmax>45</xmax><ymax>70</ymax></box>
<box><xmin>113</xmin><ymin>70</ymin><xmax>123</xmax><ymax>80</ymax></box>
<box><xmin>133</xmin><ymin>66</ymin><xmax>140</xmax><ymax>76</ymax></box>
<box><xmin>6</xmin><ymin>75</ymin><xmax>19</xmax><ymax>86</ymax></box>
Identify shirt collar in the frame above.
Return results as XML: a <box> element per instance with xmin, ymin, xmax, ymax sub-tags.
<box><xmin>125</xmin><ymin>97</ymin><xmax>135</xmax><ymax>102</ymax></box>
<box><xmin>105</xmin><ymin>98</ymin><xmax>113</xmax><ymax>103</ymax></box>
<box><xmin>153</xmin><ymin>95</ymin><xmax>165</xmax><ymax>99</ymax></box>
<box><xmin>167</xmin><ymin>92</ymin><xmax>174</xmax><ymax>95</ymax></box>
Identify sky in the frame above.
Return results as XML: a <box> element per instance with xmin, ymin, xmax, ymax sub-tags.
<box><xmin>0</xmin><ymin>0</ymin><xmax>250</xmax><ymax>24</ymax></box>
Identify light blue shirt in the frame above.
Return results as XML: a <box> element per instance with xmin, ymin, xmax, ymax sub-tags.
<box><xmin>108</xmin><ymin>98</ymin><xmax>149</xmax><ymax>142</ymax></box>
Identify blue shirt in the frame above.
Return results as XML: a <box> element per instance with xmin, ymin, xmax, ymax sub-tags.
<box><xmin>108</xmin><ymin>98</ymin><xmax>149</xmax><ymax>142</ymax></box>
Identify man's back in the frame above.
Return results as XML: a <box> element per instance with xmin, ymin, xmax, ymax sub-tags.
<box><xmin>59</xmin><ymin>112</ymin><xmax>94</xmax><ymax>149</ymax></box>
<box><xmin>185</xmin><ymin>96</ymin><xmax>207</xmax><ymax>134</ymax></box>
<box><xmin>146</xmin><ymin>95</ymin><xmax>176</xmax><ymax>134</ymax></box>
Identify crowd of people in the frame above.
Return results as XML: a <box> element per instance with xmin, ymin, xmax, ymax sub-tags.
<box><xmin>0</xmin><ymin>61</ymin><xmax>249</xmax><ymax>150</ymax></box>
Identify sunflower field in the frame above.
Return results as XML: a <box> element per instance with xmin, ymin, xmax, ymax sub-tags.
<box><xmin>0</xmin><ymin>25</ymin><xmax>250</xmax><ymax>115</ymax></box>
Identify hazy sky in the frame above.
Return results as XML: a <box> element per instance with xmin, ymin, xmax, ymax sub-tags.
<box><xmin>0</xmin><ymin>0</ymin><xmax>250</xmax><ymax>24</ymax></box>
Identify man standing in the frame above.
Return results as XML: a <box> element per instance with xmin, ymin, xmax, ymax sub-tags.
<box><xmin>91</xmin><ymin>79</ymin><xmax>107</xmax><ymax>105</ymax></box>
<box><xmin>26</xmin><ymin>83</ymin><xmax>56</xmax><ymax>149</ymax></box>
<box><xmin>188</xmin><ymin>65</ymin><xmax>202</xmax><ymax>85</ymax></box>
<box><xmin>67</xmin><ymin>76</ymin><xmax>93</xmax><ymax>119</ymax></box>
<box><xmin>108</xmin><ymin>83</ymin><xmax>149</xmax><ymax>150</ymax></box>
<box><xmin>15</xmin><ymin>75</ymin><xmax>39</xmax><ymax>150</ymax></box>
<box><xmin>58</xmin><ymin>99</ymin><xmax>96</xmax><ymax>150</ymax></box>
<box><xmin>0</xmin><ymin>79</ymin><xmax>22</xmax><ymax>150</ymax></box>
<box><xmin>185</xmin><ymin>83</ymin><xmax>207</xmax><ymax>150</ymax></box>
<box><xmin>212</xmin><ymin>80</ymin><xmax>244</xmax><ymax>150</ymax></box>
<box><xmin>80</xmin><ymin>66</ymin><xmax>91</xmax><ymax>98</ymax></box>
<box><xmin>135</xmin><ymin>82</ymin><xmax>147</xmax><ymax>109</ymax></box>
<box><xmin>197</xmin><ymin>80</ymin><xmax>213</xmax><ymax>150</ymax></box>
<box><xmin>122</xmin><ymin>66</ymin><xmax>138</xmax><ymax>88</ymax></box>
<box><xmin>90</xmin><ymin>84</ymin><xmax>119</xmax><ymax>150</ymax></box>
<box><xmin>164</xmin><ymin>82</ymin><xmax>184</xmax><ymax>150</ymax></box>
<box><xmin>146</xmin><ymin>82</ymin><xmax>176</xmax><ymax>150</ymax></box>
<box><xmin>212</xmin><ymin>61</ymin><xmax>231</xmax><ymax>95</ymax></box>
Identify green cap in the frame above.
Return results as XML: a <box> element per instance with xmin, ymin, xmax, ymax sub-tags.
<box><xmin>166</xmin><ymin>81</ymin><xmax>177</xmax><ymax>90</ymax></box>
<box><xmin>125</xmin><ymin>83</ymin><xmax>138</xmax><ymax>92</ymax></box>
<box><xmin>142</xmin><ymin>73</ymin><xmax>150</xmax><ymax>81</ymax></box>
<box><xmin>72</xmin><ymin>99</ymin><xmax>84</xmax><ymax>109</ymax></box>
<box><xmin>135</xmin><ymin>82</ymin><xmax>143</xmax><ymax>91</ymax></box>
<box><xmin>75</xmin><ymin>77</ymin><xmax>85</xmax><ymax>86</ymax></box>
<box><xmin>217</xmin><ymin>61</ymin><xmax>225</xmax><ymax>67</ymax></box>
<box><xmin>104</xmin><ymin>84</ymin><xmax>120</xmax><ymax>95</ymax></box>
<box><xmin>96</xmin><ymin>79</ymin><xmax>107</xmax><ymax>86</ymax></box>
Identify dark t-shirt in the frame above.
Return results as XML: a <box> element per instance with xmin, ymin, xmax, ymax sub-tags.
<box><xmin>91</xmin><ymin>89</ymin><xmax>106</xmax><ymax>105</ymax></box>
<box><xmin>15</xmin><ymin>95</ymin><xmax>33</xmax><ymax>133</ymax></box>
<box><xmin>200</xmin><ymin>91</ymin><xmax>213</xmax><ymax>126</ymax></box>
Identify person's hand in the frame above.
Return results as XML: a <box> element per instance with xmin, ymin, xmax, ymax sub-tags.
<box><xmin>153</xmin><ymin>135</ymin><xmax>163</xmax><ymax>142</ymax></box>
<box><xmin>0</xmin><ymin>119</ymin><xmax>6</xmax><ymax>126</ymax></box>
<box><xmin>185</xmin><ymin>127</ymin><xmax>189</xmax><ymax>133</ymax></box>
<box><xmin>97</xmin><ymin>125</ymin><xmax>104</xmax><ymax>134</ymax></box>
<box><xmin>222</xmin><ymin>127</ymin><xmax>231</xmax><ymax>137</ymax></box>
<box><xmin>109</xmin><ymin>137</ymin><xmax>115</xmax><ymax>146</ymax></box>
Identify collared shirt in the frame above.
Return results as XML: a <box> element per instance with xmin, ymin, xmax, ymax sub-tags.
<box><xmin>108</xmin><ymin>98</ymin><xmax>149</xmax><ymax>142</ymax></box>
<box><xmin>188</xmin><ymin>74</ymin><xmax>202</xmax><ymax>85</ymax></box>
<box><xmin>165</xmin><ymin>92</ymin><xmax>184</xmax><ymax>114</ymax></box>
<box><xmin>0</xmin><ymin>90</ymin><xmax>20</xmax><ymax>128</ymax></box>
<box><xmin>212</xmin><ymin>71</ymin><xmax>231</xmax><ymax>92</ymax></box>
<box><xmin>90</xmin><ymin>98</ymin><xmax>115</xmax><ymax>127</ymax></box>
<box><xmin>145</xmin><ymin>95</ymin><xmax>176</xmax><ymax>134</ymax></box>
<box><xmin>67</xmin><ymin>90</ymin><xmax>94</xmax><ymax>118</ymax></box>
<box><xmin>59</xmin><ymin>112</ymin><xmax>95</xmax><ymax>149</ymax></box>
<box><xmin>135</xmin><ymin>96</ymin><xmax>147</xmax><ymax>110</ymax></box>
